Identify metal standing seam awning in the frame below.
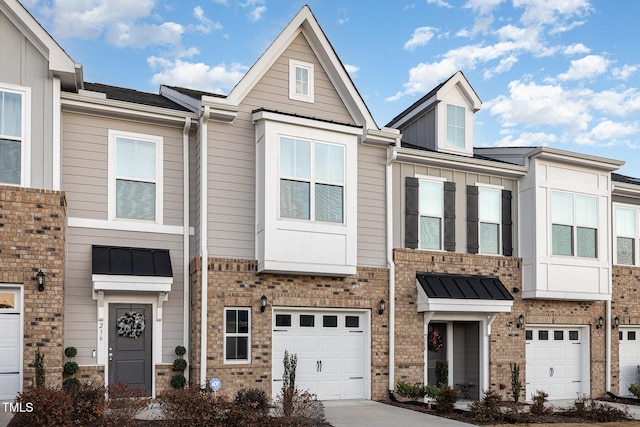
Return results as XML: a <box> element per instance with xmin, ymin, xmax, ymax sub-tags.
<box><xmin>416</xmin><ymin>272</ymin><xmax>514</xmax><ymax>313</ymax></box>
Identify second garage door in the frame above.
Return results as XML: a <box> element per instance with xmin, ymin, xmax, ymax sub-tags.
<box><xmin>619</xmin><ymin>327</ymin><xmax>640</xmax><ymax>396</ymax></box>
<box><xmin>272</xmin><ymin>309</ymin><xmax>368</xmax><ymax>400</ymax></box>
<box><xmin>525</xmin><ymin>327</ymin><xmax>586</xmax><ymax>400</ymax></box>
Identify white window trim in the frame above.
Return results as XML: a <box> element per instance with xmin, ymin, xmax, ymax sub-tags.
<box><xmin>223</xmin><ymin>307</ymin><xmax>251</xmax><ymax>364</ymax></box>
<box><xmin>614</xmin><ymin>203</ymin><xmax>639</xmax><ymax>266</ymax></box>
<box><xmin>107</xmin><ymin>129</ymin><xmax>163</xmax><ymax>224</ymax></box>
<box><xmin>289</xmin><ymin>59</ymin><xmax>314</xmax><ymax>103</ymax></box>
<box><xmin>416</xmin><ymin>175</ymin><xmax>446</xmax><ymax>251</ymax></box>
<box><xmin>550</xmin><ymin>190</ymin><xmax>598</xmax><ymax>258</ymax></box>
<box><xmin>0</xmin><ymin>82</ymin><xmax>31</xmax><ymax>187</ymax></box>
<box><xmin>477</xmin><ymin>183</ymin><xmax>503</xmax><ymax>255</ymax></box>
<box><xmin>445</xmin><ymin>103</ymin><xmax>465</xmax><ymax>149</ymax></box>
<box><xmin>278</xmin><ymin>136</ymin><xmax>345</xmax><ymax>223</ymax></box>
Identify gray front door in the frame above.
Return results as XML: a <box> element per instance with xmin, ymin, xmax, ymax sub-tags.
<box><xmin>109</xmin><ymin>304</ymin><xmax>152</xmax><ymax>396</ymax></box>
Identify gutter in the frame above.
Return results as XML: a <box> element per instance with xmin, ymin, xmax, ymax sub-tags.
<box><xmin>606</xmin><ymin>299</ymin><xmax>612</xmax><ymax>393</ymax></box>
<box><xmin>386</xmin><ymin>143</ymin><xmax>398</xmax><ymax>395</ymax></box>
<box><xmin>199</xmin><ymin>106</ymin><xmax>211</xmax><ymax>388</ymax></box>
<box><xmin>182</xmin><ymin>117</ymin><xmax>191</xmax><ymax>383</ymax></box>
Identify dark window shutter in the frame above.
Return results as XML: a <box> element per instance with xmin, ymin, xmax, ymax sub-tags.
<box><xmin>443</xmin><ymin>181</ymin><xmax>456</xmax><ymax>252</ymax></box>
<box><xmin>467</xmin><ymin>185</ymin><xmax>479</xmax><ymax>254</ymax></box>
<box><xmin>405</xmin><ymin>177</ymin><xmax>419</xmax><ymax>249</ymax></box>
<box><xmin>502</xmin><ymin>189</ymin><xmax>513</xmax><ymax>256</ymax></box>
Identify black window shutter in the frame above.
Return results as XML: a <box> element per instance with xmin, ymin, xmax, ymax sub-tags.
<box><xmin>502</xmin><ymin>189</ymin><xmax>513</xmax><ymax>256</ymax></box>
<box><xmin>467</xmin><ymin>185</ymin><xmax>479</xmax><ymax>254</ymax></box>
<box><xmin>443</xmin><ymin>181</ymin><xmax>456</xmax><ymax>252</ymax></box>
<box><xmin>405</xmin><ymin>177</ymin><xmax>419</xmax><ymax>249</ymax></box>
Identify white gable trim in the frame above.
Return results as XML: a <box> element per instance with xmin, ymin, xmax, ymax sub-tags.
<box><xmin>436</xmin><ymin>71</ymin><xmax>481</xmax><ymax>112</ymax></box>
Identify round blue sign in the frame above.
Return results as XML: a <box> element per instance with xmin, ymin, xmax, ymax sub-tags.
<box><xmin>209</xmin><ymin>377</ymin><xmax>221</xmax><ymax>391</ymax></box>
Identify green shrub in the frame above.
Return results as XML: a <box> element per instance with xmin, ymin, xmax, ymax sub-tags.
<box><xmin>63</xmin><ymin>361</ymin><xmax>79</xmax><ymax>376</ymax></box>
<box><xmin>469</xmin><ymin>389</ymin><xmax>503</xmax><ymax>422</ymax></box>
<box><xmin>34</xmin><ymin>349</ymin><xmax>45</xmax><ymax>388</ymax></box>
<box><xmin>510</xmin><ymin>362</ymin><xmax>522</xmax><ymax>405</ymax></box>
<box><xmin>62</xmin><ymin>377</ymin><xmax>81</xmax><ymax>391</ymax></box>
<box><xmin>64</xmin><ymin>346</ymin><xmax>77</xmax><ymax>359</ymax></box>
<box><xmin>171</xmin><ymin>374</ymin><xmax>187</xmax><ymax>389</ymax></box>
<box><xmin>12</xmin><ymin>387</ymin><xmax>73</xmax><ymax>427</ymax></box>
<box><xmin>396</xmin><ymin>380</ymin><xmax>438</xmax><ymax>401</ymax></box>
<box><xmin>175</xmin><ymin>345</ymin><xmax>187</xmax><ymax>356</ymax></box>
<box><xmin>435</xmin><ymin>360</ymin><xmax>448</xmax><ymax>388</ymax></box>
<box><xmin>173</xmin><ymin>358</ymin><xmax>188</xmax><ymax>371</ymax></box>
<box><xmin>629</xmin><ymin>383</ymin><xmax>640</xmax><ymax>399</ymax></box>
<box><xmin>530</xmin><ymin>389</ymin><xmax>551</xmax><ymax>415</ymax></box>
<box><xmin>436</xmin><ymin>386</ymin><xmax>458</xmax><ymax>414</ymax></box>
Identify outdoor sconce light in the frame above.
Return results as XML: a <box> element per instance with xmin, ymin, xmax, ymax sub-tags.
<box><xmin>260</xmin><ymin>295</ymin><xmax>267</xmax><ymax>313</ymax></box>
<box><xmin>378</xmin><ymin>299</ymin><xmax>386</xmax><ymax>315</ymax></box>
<box><xmin>596</xmin><ymin>316</ymin><xmax>604</xmax><ymax>329</ymax></box>
<box><xmin>36</xmin><ymin>270</ymin><xmax>45</xmax><ymax>292</ymax></box>
<box><xmin>613</xmin><ymin>316</ymin><xmax>620</xmax><ymax>329</ymax></box>
<box><xmin>517</xmin><ymin>314</ymin><xmax>525</xmax><ymax>328</ymax></box>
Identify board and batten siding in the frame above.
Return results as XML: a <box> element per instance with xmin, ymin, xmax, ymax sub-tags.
<box><xmin>65</xmin><ymin>228</ymin><xmax>184</xmax><ymax>364</ymax></box>
<box><xmin>393</xmin><ymin>161</ymin><xmax>517</xmax><ymax>253</ymax></box>
<box><xmin>207</xmin><ymin>31</ymin><xmax>389</xmax><ymax>266</ymax></box>
<box><xmin>0</xmin><ymin>12</ymin><xmax>54</xmax><ymax>189</ymax></box>
<box><xmin>61</xmin><ymin>111</ymin><xmax>186</xmax><ymax>227</ymax></box>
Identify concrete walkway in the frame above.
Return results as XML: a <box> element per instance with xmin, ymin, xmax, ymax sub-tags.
<box><xmin>0</xmin><ymin>407</ymin><xmax>13</xmax><ymax>427</ymax></box>
<box><xmin>323</xmin><ymin>400</ymin><xmax>475</xmax><ymax>426</ymax></box>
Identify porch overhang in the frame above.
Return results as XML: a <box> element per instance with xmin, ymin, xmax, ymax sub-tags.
<box><xmin>416</xmin><ymin>272</ymin><xmax>514</xmax><ymax>313</ymax></box>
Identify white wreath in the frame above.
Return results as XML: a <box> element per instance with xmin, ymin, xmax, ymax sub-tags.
<box><xmin>117</xmin><ymin>312</ymin><xmax>146</xmax><ymax>339</ymax></box>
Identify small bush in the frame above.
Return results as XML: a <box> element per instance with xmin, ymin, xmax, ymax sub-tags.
<box><xmin>63</xmin><ymin>361</ymin><xmax>79</xmax><ymax>376</ymax></box>
<box><xmin>171</xmin><ymin>374</ymin><xmax>187</xmax><ymax>389</ymax></box>
<box><xmin>396</xmin><ymin>380</ymin><xmax>438</xmax><ymax>401</ymax></box>
<box><xmin>227</xmin><ymin>388</ymin><xmax>271</xmax><ymax>426</ymax></box>
<box><xmin>629</xmin><ymin>383</ymin><xmax>640</xmax><ymax>399</ymax></box>
<box><xmin>570</xmin><ymin>398</ymin><xmax>633</xmax><ymax>422</ymax></box>
<box><xmin>530</xmin><ymin>389</ymin><xmax>551</xmax><ymax>415</ymax></box>
<box><xmin>234</xmin><ymin>387</ymin><xmax>270</xmax><ymax>414</ymax></box>
<box><xmin>435</xmin><ymin>360</ymin><xmax>448</xmax><ymax>388</ymax></box>
<box><xmin>34</xmin><ymin>349</ymin><xmax>45</xmax><ymax>388</ymax></box>
<box><xmin>272</xmin><ymin>388</ymin><xmax>325</xmax><ymax>423</ymax></box>
<box><xmin>160</xmin><ymin>387</ymin><xmax>225</xmax><ymax>427</ymax></box>
<box><xmin>469</xmin><ymin>389</ymin><xmax>503</xmax><ymax>422</ymax></box>
<box><xmin>12</xmin><ymin>387</ymin><xmax>73</xmax><ymax>427</ymax></box>
<box><xmin>105</xmin><ymin>382</ymin><xmax>148</xmax><ymax>426</ymax></box>
<box><xmin>62</xmin><ymin>377</ymin><xmax>81</xmax><ymax>391</ymax></box>
<box><xmin>175</xmin><ymin>345</ymin><xmax>187</xmax><ymax>356</ymax></box>
<box><xmin>173</xmin><ymin>358</ymin><xmax>188</xmax><ymax>371</ymax></box>
<box><xmin>436</xmin><ymin>386</ymin><xmax>458</xmax><ymax>414</ymax></box>
<box><xmin>510</xmin><ymin>362</ymin><xmax>522</xmax><ymax>405</ymax></box>
<box><xmin>67</xmin><ymin>382</ymin><xmax>106</xmax><ymax>425</ymax></box>
<box><xmin>64</xmin><ymin>346</ymin><xmax>77</xmax><ymax>358</ymax></box>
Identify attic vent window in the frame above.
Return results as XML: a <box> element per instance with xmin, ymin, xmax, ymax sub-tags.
<box><xmin>289</xmin><ymin>59</ymin><xmax>314</xmax><ymax>103</ymax></box>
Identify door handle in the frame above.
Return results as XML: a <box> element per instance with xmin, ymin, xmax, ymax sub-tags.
<box><xmin>319</xmin><ymin>360</ymin><xmax>322</xmax><ymax>372</ymax></box>
<box><xmin>550</xmin><ymin>367</ymin><xmax>554</xmax><ymax>377</ymax></box>
<box><xmin>316</xmin><ymin>361</ymin><xmax>320</xmax><ymax>372</ymax></box>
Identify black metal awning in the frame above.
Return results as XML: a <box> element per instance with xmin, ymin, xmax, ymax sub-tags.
<box><xmin>417</xmin><ymin>272</ymin><xmax>513</xmax><ymax>301</ymax></box>
<box><xmin>92</xmin><ymin>245</ymin><xmax>173</xmax><ymax>277</ymax></box>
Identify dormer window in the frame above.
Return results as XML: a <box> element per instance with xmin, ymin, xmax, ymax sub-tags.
<box><xmin>446</xmin><ymin>104</ymin><xmax>465</xmax><ymax>148</ymax></box>
<box><xmin>289</xmin><ymin>59</ymin><xmax>314</xmax><ymax>103</ymax></box>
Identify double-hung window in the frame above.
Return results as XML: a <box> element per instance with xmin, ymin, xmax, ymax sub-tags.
<box><xmin>280</xmin><ymin>137</ymin><xmax>344</xmax><ymax>223</ymax></box>
<box><xmin>446</xmin><ymin>104</ymin><xmax>465</xmax><ymax>148</ymax></box>
<box><xmin>478</xmin><ymin>187</ymin><xmax>501</xmax><ymax>254</ymax></box>
<box><xmin>109</xmin><ymin>130</ymin><xmax>163</xmax><ymax>222</ymax></box>
<box><xmin>289</xmin><ymin>59</ymin><xmax>314</xmax><ymax>103</ymax></box>
<box><xmin>224</xmin><ymin>308</ymin><xmax>250</xmax><ymax>362</ymax></box>
<box><xmin>419</xmin><ymin>179</ymin><xmax>443</xmax><ymax>250</ymax></box>
<box><xmin>551</xmin><ymin>191</ymin><xmax>597</xmax><ymax>257</ymax></box>
<box><xmin>0</xmin><ymin>84</ymin><xmax>29</xmax><ymax>186</ymax></box>
<box><xmin>615</xmin><ymin>206</ymin><xmax>636</xmax><ymax>265</ymax></box>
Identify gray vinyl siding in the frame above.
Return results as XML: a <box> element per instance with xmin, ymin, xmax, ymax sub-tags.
<box><xmin>357</xmin><ymin>144</ymin><xmax>387</xmax><ymax>267</ymax></box>
<box><xmin>393</xmin><ymin>161</ymin><xmax>517</xmax><ymax>253</ymax></box>
<box><xmin>0</xmin><ymin>12</ymin><xmax>54</xmax><ymax>189</ymax></box>
<box><xmin>207</xmin><ymin>32</ymin><xmax>357</xmax><ymax>259</ymax></box>
<box><xmin>62</xmin><ymin>111</ymin><xmax>186</xmax><ymax>227</ymax></box>
<box><xmin>400</xmin><ymin>108</ymin><xmax>436</xmax><ymax>150</ymax></box>
<box><xmin>65</xmin><ymin>228</ymin><xmax>184</xmax><ymax>365</ymax></box>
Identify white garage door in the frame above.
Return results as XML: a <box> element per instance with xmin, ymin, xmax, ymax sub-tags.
<box><xmin>0</xmin><ymin>288</ymin><xmax>22</xmax><ymax>402</ymax></box>
<box><xmin>619</xmin><ymin>327</ymin><xmax>640</xmax><ymax>397</ymax></box>
<box><xmin>272</xmin><ymin>310</ymin><xmax>367</xmax><ymax>400</ymax></box>
<box><xmin>526</xmin><ymin>327</ymin><xmax>585</xmax><ymax>400</ymax></box>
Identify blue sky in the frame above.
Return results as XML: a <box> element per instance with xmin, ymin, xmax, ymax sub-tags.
<box><xmin>22</xmin><ymin>0</ymin><xmax>640</xmax><ymax>176</ymax></box>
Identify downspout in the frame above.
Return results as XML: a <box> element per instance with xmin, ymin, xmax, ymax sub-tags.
<box><xmin>606</xmin><ymin>296</ymin><xmax>612</xmax><ymax>392</ymax></box>
<box><xmin>199</xmin><ymin>106</ymin><xmax>211</xmax><ymax>388</ymax></box>
<box><xmin>182</xmin><ymin>117</ymin><xmax>191</xmax><ymax>383</ymax></box>
<box><xmin>386</xmin><ymin>143</ymin><xmax>398</xmax><ymax>396</ymax></box>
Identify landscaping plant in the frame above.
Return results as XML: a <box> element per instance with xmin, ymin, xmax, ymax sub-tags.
<box><xmin>435</xmin><ymin>360</ymin><xmax>448</xmax><ymax>389</ymax></box>
<box><xmin>629</xmin><ymin>383</ymin><xmax>640</xmax><ymax>399</ymax></box>
<box><xmin>396</xmin><ymin>380</ymin><xmax>438</xmax><ymax>401</ymax></box>
<box><xmin>510</xmin><ymin>362</ymin><xmax>522</xmax><ymax>407</ymax></box>
<box><xmin>34</xmin><ymin>349</ymin><xmax>45</xmax><ymax>388</ymax></box>
<box><xmin>435</xmin><ymin>386</ymin><xmax>458</xmax><ymax>414</ymax></box>
<box><xmin>530</xmin><ymin>389</ymin><xmax>551</xmax><ymax>415</ymax></box>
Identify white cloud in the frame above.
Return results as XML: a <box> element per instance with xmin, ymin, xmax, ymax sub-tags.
<box><xmin>491</xmin><ymin>131</ymin><xmax>558</xmax><ymax>147</ymax></box>
<box><xmin>589</xmin><ymin>88</ymin><xmax>640</xmax><ymax>117</ymax></box>
<box><xmin>464</xmin><ymin>0</ymin><xmax>505</xmax><ymax>15</ymax></box>
<box><xmin>589</xmin><ymin>120</ymin><xmax>638</xmax><ymax>140</ymax></box>
<box><xmin>483</xmin><ymin>55</ymin><xmax>518</xmax><ymax>79</ymax></box>
<box><xmin>404</xmin><ymin>27</ymin><xmax>436</xmax><ymax>50</ymax></box>
<box><xmin>192</xmin><ymin>6</ymin><xmax>222</xmax><ymax>33</ymax></box>
<box><xmin>514</xmin><ymin>0</ymin><xmax>592</xmax><ymax>30</ymax></box>
<box><xmin>563</xmin><ymin>43</ymin><xmax>590</xmax><ymax>55</ymax></box>
<box><xmin>557</xmin><ymin>54</ymin><xmax>610</xmax><ymax>81</ymax></box>
<box><xmin>344</xmin><ymin>64</ymin><xmax>360</xmax><ymax>76</ymax></box>
<box><xmin>148</xmin><ymin>57</ymin><xmax>248</xmax><ymax>93</ymax></box>
<box><xmin>106</xmin><ymin>21</ymin><xmax>183</xmax><ymax>48</ymax></box>
<box><xmin>427</xmin><ymin>0</ymin><xmax>452</xmax><ymax>8</ymax></box>
<box><xmin>612</xmin><ymin>64</ymin><xmax>639</xmax><ymax>81</ymax></box>
<box><xmin>249</xmin><ymin>5</ymin><xmax>266</xmax><ymax>22</ymax></box>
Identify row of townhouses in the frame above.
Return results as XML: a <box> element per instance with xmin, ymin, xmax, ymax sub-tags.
<box><xmin>2</xmin><ymin>0</ymin><xmax>640</xmax><ymax>403</ymax></box>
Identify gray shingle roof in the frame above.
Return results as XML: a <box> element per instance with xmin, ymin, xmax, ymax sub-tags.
<box><xmin>82</xmin><ymin>82</ymin><xmax>191</xmax><ymax>111</ymax></box>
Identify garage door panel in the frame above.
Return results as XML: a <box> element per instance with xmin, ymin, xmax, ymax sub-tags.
<box><xmin>619</xmin><ymin>327</ymin><xmax>640</xmax><ymax>396</ymax></box>
<box><xmin>0</xmin><ymin>296</ymin><xmax>22</xmax><ymax>402</ymax></box>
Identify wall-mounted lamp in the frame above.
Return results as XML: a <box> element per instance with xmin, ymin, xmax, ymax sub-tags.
<box><xmin>517</xmin><ymin>314</ymin><xmax>525</xmax><ymax>328</ymax></box>
<box><xmin>36</xmin><ymin>270</ymin><xmax>45</xmax><ymax>292</ymax></box>
<box><xmin>596</xmin><ymin>316</ymin><xmax>604</xmax><ymax>329</ymax></box>
<box><xmin>260</xmin><ymin>295</ymin><xmax>267</xmax><ymax>313</ymax></box>
<box><xmin>613</xmin><ymin>316</ymin><xmax>620</xmax><ymax>329</ymax></box>
<box><xmin>378</xmin><ymin>299</ymin><xmax>386</xmax><ymax>315</ymax></box>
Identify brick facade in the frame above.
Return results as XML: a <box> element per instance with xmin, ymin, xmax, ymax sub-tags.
<box><xmin>612</xmin><ymin>265</ymin><xmax>640</xmax><ymax>395</ymax></box>
<box><xmin>0</xmin><ymin>186</ymin><xmax>66</xmax><ymax>389</ymax></box>
<box><xmin>189</xmin><ymin>257</ymin><xmax>390</xmax><ymax>399</ymax></box>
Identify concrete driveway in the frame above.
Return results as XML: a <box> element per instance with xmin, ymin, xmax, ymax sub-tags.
<box><xmin>323</xmin><ymin>400</ymin><xmax>474</xmax><ymax>426</ymax></box>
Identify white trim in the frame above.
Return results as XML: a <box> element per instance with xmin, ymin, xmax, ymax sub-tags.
<box><xmin>289</xmin><ymin>59</ymin><xmax>314</xmax><ymax>103</ymax></box>
<box><xmin>108</xmin><ymin>130</ymin><xmax>164</xmax><ymax>223</ymax></box>
<box><xmin>0</xmin><ymin>285</ymin><xmax>24</xmax><ymax>400</ymax></box>
<box><xmin>476</xmin><ymin>183</ymin><xmax>504</xmax><ymax>256</ymax></box>
<box><xmin>223</xmin><ymin>307</ymin><xmax>251</xmax><ymax>364</ymax></box>
<box><xmin>92</xmin><ymin>274</ymin><xmax>173</xmax><ymax>294</ymax></box>
<box><xmin>0</xmin><ymin>83</ymin><xmax>30</xmax><ymax>187</ymax></box>
<box><xmin>52</xmin><ymin>77</ymin><xmax>61</xmax><ymax>190</ymax></box>
<box><xmin>613</xmin><ymin>202</ymin><xmax>638</xmax><ymax>266</ymax></box>
<box><xmin>67</xmin><ymin>217</ymin><xmax>193</xmax><ymax>235</ymax></box>
<box><xmin>416</xmin><ymin>281</ymin><xmax>513</xmax><ymax>313</ymax></box>
<box><xmin>417</xmin><ymin>177</ymin><xmax>446</xmax><ymax>251</ymax></box>
<box><xmin>253</xmin><ymin>110</ymin><xmax>362</xmax><ymax>135</ymax></box>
